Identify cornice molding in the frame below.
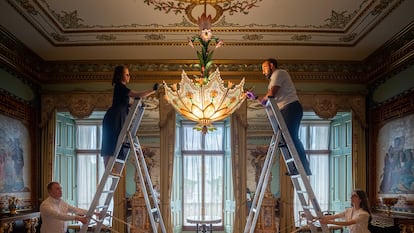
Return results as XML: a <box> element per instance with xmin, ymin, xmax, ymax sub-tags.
<box><xmin>364</xmin><ymin>22</ymin><xmax>414</xmax><ymax>89</ymax></box>
<box><xmin>38</xmin><ymin>61</ymin><xmax>367</xmax><ymax>84</ymax></box>
<box><xmin>41</xmin><ymin>91</ymin><xmax>366</xmax><ymax>128</ymax></box>
<box><xmin>0</xmin><ymin>89</ymin><xmax>34</xmax><ymax>125</ymax></box>
<box><xmin>0</xmin><ymin>23</ymin><xmax>413</xmax><ymax>87</ymax></box>
<box><xmin>0</xmin><ymin>26</ymin><xmax>43</xmax><ymax>89</ymax></box>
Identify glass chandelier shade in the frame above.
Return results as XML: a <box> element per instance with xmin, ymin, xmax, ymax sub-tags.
<box><xmin>163</xmin><ymin>69</ymin><xmax>246</xmax><ymax>130</ymax></box>
<box><xmin>163</xmin><ymin>11</ymin><xmax>249</xmax><ymax>133</ymax></box>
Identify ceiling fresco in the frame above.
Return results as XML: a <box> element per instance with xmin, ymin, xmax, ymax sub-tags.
<box><xmin>1</xmin><ymin>0</ymin><xmax>412</xmax><ymax>61</ymax></box>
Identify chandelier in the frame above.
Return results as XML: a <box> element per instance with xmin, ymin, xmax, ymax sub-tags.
<box><xmin>163</xmin><ymin>5</ymin><xmax>250</xmax><ymax>134</ymax></box>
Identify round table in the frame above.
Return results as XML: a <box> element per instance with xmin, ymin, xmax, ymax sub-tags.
<box><xmin>186</xmin><ymin>216</ymin><xmax>221</xmax><ymax>233</ymax></box>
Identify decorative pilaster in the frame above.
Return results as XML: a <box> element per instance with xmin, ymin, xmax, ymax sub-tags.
<box><xmin>130</xmin><ymin>147</ymin><xmax>155</xmax><ymax>233</ymax></box>
<box><xmin>250</xmin><ymin>146</ymin><xmax>278</xmax><ymax>233</ymax></box>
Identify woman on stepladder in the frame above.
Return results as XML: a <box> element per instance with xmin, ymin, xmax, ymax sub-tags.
<box><xmin>101</xmin><ymin>65</ymin><xmax>157</xmax><ymax>168</ymax></box>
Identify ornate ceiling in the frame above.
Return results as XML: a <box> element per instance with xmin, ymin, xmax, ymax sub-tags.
<box><xmin>1</xmin><ymin>0</ymin><xmax>413</xmax><ymax>61</ymax></box>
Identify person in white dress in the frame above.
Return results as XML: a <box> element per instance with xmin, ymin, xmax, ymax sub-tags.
<box><xmin>319</xmin><ymin>189</ymin><xmax>372</xmax><ymax>233</ymax></box>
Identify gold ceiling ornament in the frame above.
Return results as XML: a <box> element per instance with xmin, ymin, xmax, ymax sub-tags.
<box><xmin>163</xmin><ymin>11</ymin><xmax>252</xmax><ymax>134</ymax></box>
<box><xmin>175</xmin><ymin>0</ymin><xmax>230</xmax><ymax>3</ymax></box>
<box><xmin>145</xmin><ymin>0</ymin><xmax>262</xmax><ymax>24</ymax></box>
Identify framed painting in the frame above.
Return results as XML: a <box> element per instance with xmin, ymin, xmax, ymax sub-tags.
<box><xmin>376</xmin><ymin>114</ymin><xmax>414</xmax><ymax>195</ymax></box>
<box><xmin>0</xmin><ymin>114</ymin><xmax>32</xmax><ymax>212</ymax></box>
<box><xmin>0</xmin><ymin>91</ymin><xmax>36</xmax><ymax>213</ymax></box>
<box><xmin>370</xmin><ymin>90</ymin><xmax>414</xmax><ymax>214</ymax></box>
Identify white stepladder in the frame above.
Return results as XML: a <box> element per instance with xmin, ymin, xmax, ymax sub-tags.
<box><xmin>79</xmin><ymin>98</ymin><xmax>167</xmax><ymax>233</ymax></box>
<box><xmin>244</xmin><ymin>98</ymin><xmax>328</xmax><ymax>233</ymax></box>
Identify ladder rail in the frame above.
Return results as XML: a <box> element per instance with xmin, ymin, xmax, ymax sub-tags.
<box><xmin>79</xmin><ymin>98</ymin><xmax>167</xmax><ymax>233</ymax></box>
<box><xmin>129</xmin><ymin>133</ymin><xmax>167</xmax><ymax>233</ymax></box>
<box><xmin>267</xmin><ymin>98</ymin><xmax>328</xmax><ymax>233</ymax></box>
<box><xmin>244</xmin><ymin>133</ymin><xmax>280</xmax><ymax>233</ymax></box>
<box><xmin>244</xmin><ymin>98</ymin><xmax>329</xmax><ymax>233</ymax></box>
<box><xmin>81</xmin><ymin>99</ymin><xmax>143</xmax><ymax>233</ymax></box>
<box><xmin>267</xmin><ymin>99</ymin><xmax>325</xmax><ymax>212</ymax></box>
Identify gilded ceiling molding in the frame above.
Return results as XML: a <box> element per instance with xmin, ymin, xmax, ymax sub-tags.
<box><xmin>39</xmin><ymin>91</ymin><xmax>366</xmax><ymax>129</ymax></box>
<box><xmin>41</xmin><ymin>92</ymin><xmax>161</xmax><ymax>127</ymax></box>
<box><xmin>0</xmin><ymin>22</ymin><xmax>412</xmax><ymax>87</ymax></box>
<box><xmin>300</xmin><ymin>93</ymin><xmax>366</xmax><ymax>127</ymax></box>
<box><xmin>0</xmin><ymin>26</ymin><xmax>43</xmax><ymax>88</ymax></box>
<box><xmin>40</xmin><ymin>60</ymin><xmax>366</xmax><ymax>83</ymax></box>
<box><xmin>0</xmin><ymin>90</ymin><xmax>34</xmax><ymax>125</ymax></box>
<box><xmin>40</xmin><ymin>92</ymin><xmax>112</xmax><ymax>126</ymax></box>
<box><xmin>365</xmin><ymin>22</ymin><xmax>414</xmax><ymax>87</ymax></box>
<box><xmin>372</xmin><ymin>89</ymin><xmax>414</xmax><ymax>125</ymax></box>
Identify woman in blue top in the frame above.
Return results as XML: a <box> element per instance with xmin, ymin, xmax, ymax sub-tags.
<box><xmin>101</xmin><ymin>65</ymin><xmax>156</xmax><ymax>167</ymax></box>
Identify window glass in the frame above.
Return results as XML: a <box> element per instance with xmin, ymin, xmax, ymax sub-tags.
<box><xmin>205</xmin><ymin>127</ymin><xmax>223</xmax><ymax>151</ymax></box>
<box><xmin>309</xmin><ymin>125</ymin><xmax>330</xmax><ymax>150</ymax></box>
<box><xmin>295</xmin><ymin>121</ymin><xmax>330</xmax><ymax>226</ymax></box>
<box><xmin>181</xmin><ymin>122</ymin><xmax>224</xmax><ymax>227</ymax></box>
<box><xmin>76</xmin><ymin>125</ymin><xmax>97</xmax><ymax>149</ymax></box>
<box><xmin>182</xmin><ymin>125</ymin><xmax>202</xmax><ymax>150</ymax></box>
<box><xmin>75</xmin><ymin>122</ymin><xmax>112</xmax><ymax>227</ymax></box>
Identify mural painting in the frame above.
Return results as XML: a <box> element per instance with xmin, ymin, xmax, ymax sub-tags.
<box><xmin>377</xmin><ymin>114</ymin><xmax>414</xmax><ymax>195</ymax></box>
<box><xmin>0</xmin><ymin>114</ymin><xmax>31</xmax><ymax>211</ymax></box>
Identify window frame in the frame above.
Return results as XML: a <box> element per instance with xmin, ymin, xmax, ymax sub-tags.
<box><xmin>179</xmin><ymin>121</ymin><xmax>226</xmax><ymax>231</ymax></box>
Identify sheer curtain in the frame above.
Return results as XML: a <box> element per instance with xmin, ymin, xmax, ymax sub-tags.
<box><xmin>182</xmin><ymin>123</ymin><xmax>224</xmax><ymax>226</ymax></box>
<box><xmin>76</xmin><ymin>124</ymin><xmax>113</xmax><ymax>225</ymax></box>
<box><xmin>294</xmin><ymin>123</ymin><xmax>330</xmax><ymax>226</ymax></box>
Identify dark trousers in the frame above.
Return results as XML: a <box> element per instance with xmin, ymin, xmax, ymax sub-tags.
<box><xmin>280</xmin><ymin>101</ymin><xmax>312</xmax><ymax>175</ymax></box>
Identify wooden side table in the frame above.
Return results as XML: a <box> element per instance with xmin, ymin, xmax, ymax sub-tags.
<box><xmin>0</xmin><ymin>211</ymin><xmax>40</xmax><ymax>233</ymax></box>
<box><xmin>371</xmin><ymin>212</ymin><xmax>414</xmax><ymax>233</ymax></box>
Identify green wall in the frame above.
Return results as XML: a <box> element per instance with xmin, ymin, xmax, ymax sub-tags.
<box><xmin>0</xmin><ymin>68</ymin><xmax>34</xmax><ymax>101</ymax></box>
<box><xmin>372</xmin><ymin>65</ymin><xmax>414</xmax><ymax>103</ymax></box>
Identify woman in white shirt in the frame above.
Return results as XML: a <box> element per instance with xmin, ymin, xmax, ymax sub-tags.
<box><xmin>319</xmin><ymin>189</ymin><xmax>372</xmax><ymax>233</ymax></box>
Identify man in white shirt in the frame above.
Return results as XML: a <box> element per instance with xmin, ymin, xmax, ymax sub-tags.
<box><xmin>40</xmin><ymin>182</ymin><xmax>89</xmax><ymax>233</ymax></box>
<box><xmin>259</xmin><ymin>58</ymin><xmax>312</xmax><ymax>176</ymax></box>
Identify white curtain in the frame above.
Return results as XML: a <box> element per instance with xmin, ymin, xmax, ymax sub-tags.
<box><xmin>182</xmin><ymin>124</ymin><xmax>224</xmax><ymax>226</ymax></box>
<box><xmin>76</xmin><ymin>124</ymin><xmax>113</xmax><ymax>225</ymax></box>
<box><xmin>294</xmin><ymin>123</ymin><xmax>330</xmax><ymax>226</ymax></box>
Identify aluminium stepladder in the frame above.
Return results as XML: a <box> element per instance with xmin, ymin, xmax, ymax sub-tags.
<box><xmin>244</xmin><ymin>98</ymin><xmax>328</xmax><ymax>233</ymax></box>
<box><xmin>80</xmin><ymin>98</ymin><xmax>167</xmax><ymax>233</ymax></box>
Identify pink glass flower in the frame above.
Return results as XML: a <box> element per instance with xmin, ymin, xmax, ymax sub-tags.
<box><xmin>197</xmin><ymin>12</ymin><xmax>212</xmax><ymax>31</ymax></box>
<box><xmin>215</xmin><ymin>40</ymin><xmax>224</xmax><ymax>49</ymax></box>
<box><xmin>200</xmin><ymin>29</ymin><xmax>212</xmax><ymax>42</ymax></box>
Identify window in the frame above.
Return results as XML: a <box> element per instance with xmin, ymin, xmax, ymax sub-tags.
<box><xmin>180</xmin><ymin>121</ymin><xmax>226</xmax><ymax>229</ymax></box>
<box><xmin>294</xmin><ymin>113</ymin><xmax>352</xmax><ymax>224</ymax></box>
<box><xmin>55</xmin><ymin>113</ymin><xmax>112</xmax><ymax>226</ymax></box>
<box><xmin>75</xmin><ymin>121</ymin><xmax>105</xmax><ymax>210</ymax></box>
<box><xmin>330</xmin><ymin>113</ymin><xmax>352</xmax><ymax>212</ymax></box>
<box><xmin>75</xmin><ymin>119</ymin><xmax>113</xmax><ymax>226</ymax></box>
<box><xmin>295</xmin><ymin>121</ymin><xmax>331</xmax><ymax>225</ymax></box>
<box><xmin>55</xmin><ymin>113</ymin><xmax>76</xmax><ymax>206</ymax></box>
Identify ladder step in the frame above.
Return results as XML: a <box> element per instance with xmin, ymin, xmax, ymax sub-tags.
<box><xmin>278</xmin><ymin>143</ymin><xmax>287</xmax><ymax>147</ymax></box>
<box><xmin>302</xmin><ymin>205</ymin><xmax>313</xmax><ymax>210</ymax></box>
<box><xmin>115</xmin><ymin>158</ymin><xmax>126</xmax><ymax>163</ymax></box>
<box><xmin>95</xmin><ymin>205</ymin><xmax>109</xmax><ymax>210</ymax></box>
<box><xmin>285</xmin><ymin>158</ymin><xmax>294</xmax><ymax>163</ymax></box>
<box><xmin>81</xmin><ymin>99</ymin><xmax>167</xmax><ymax>233</ymax></box>
<box><xmin>110</xmin><ymin>172</ymin><xmax>122</xmax><ymax>177</ymax></box>
<box><xmin>102</xmin><ymin>190</ymin><xmax>114</xmax><ymax>194</ymax></box>
<box><xmin>244</xmin><ymin>98</ymin><xmax>327</xmax><ymax>233</ymax></box>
